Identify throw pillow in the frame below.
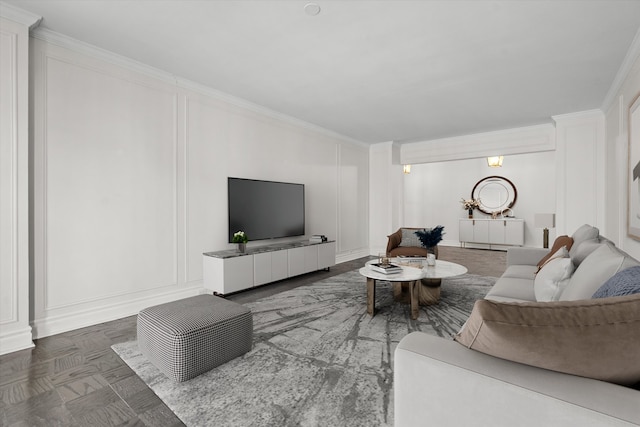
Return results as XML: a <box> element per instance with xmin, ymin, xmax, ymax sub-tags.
<box><xmin>398</xmin><ymin>228</ymin><xmax>422</xmax><ymax>247</ymax></box>
<box><xmin>537</xmin><ymin>235</ymin><xmax>574</xmax><ymax>268</ymax></box>
<box><xmin>534</xmin><ymin>247</ymin><xmax>574</xmax><ymax>301</ymax></box>
<box><xmin>560</xmin><ymin>243</ymin><xmax>640</xmax><ymax>301</ymax></box>
<box><xmin>592</xmin><ymin>266</ymin><xmax>640</xmax><ymax>298</ymax></box>
<box><xmin>454</xmin><ymin>294</ymin><xmax>640</xmax><ymax>385</ymax></box>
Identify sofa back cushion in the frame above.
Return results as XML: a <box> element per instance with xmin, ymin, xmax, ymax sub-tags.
<box><xmin>568</xmin><ymin>224</ymin><xmax>600</xmax><ymax>267</ymax></box>
<box><xmin>560</xmin><ymin>243</ymin><xmax>640</xmax><ymax>301</ymax></box>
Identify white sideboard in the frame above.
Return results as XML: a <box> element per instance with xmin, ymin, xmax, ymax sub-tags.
<box><xmin>459</xmin><ymin>219</ymin><xmax>524</xmax><ymax>247</ymax></box>
<box><xmin>203</xmin><ymin>240</ymin><xmax>336</xmax><ymax>295</ymax></box>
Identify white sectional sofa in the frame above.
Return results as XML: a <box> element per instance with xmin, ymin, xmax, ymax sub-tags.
<box><xmin>394</xmin><ymin>225</ymin><xmax>640</xmax><ymax>426</ymax></box>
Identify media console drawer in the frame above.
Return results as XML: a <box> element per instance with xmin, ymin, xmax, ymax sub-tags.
<box><xmin>203</xmin><ymin>240</ymin><xmax>336</xmax><ymax>295</ymax></box>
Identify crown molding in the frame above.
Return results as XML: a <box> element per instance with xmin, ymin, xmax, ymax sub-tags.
<box><xmin>30</xmin><ymin>27</ymin><xmax>366</xmax><ymax>148</ymax></box>
<box><xmin>176</xmin><ymin>78</ymin><xmax>367</xmax><ymax>147</ymax></box>
<box><xmin>0</xmin><ymin>2</ymin><xmax>41</xmax><ymax>28</ymax></box>
<box><xmin>400</xmin><ymin>123</ymin><xmax>556</xmax><ymax>165</ymax></box>
<box><xmin>551</xmin><ymin>109</ymin><xmax>604</xmax><ymax>124</ymax></box>
<box><xmin>602</xmin><ymin>26</ymin><xmax>640</xmax><ymax>113</ymax></box>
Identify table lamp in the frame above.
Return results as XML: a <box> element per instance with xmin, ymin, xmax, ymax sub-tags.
<box><xmin>534</xmin><ymin>213</ymin><xmax>556</xmax><ymax>249</ymax></box>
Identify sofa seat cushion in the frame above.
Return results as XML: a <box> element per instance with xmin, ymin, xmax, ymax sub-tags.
<box><xmin>454</xmin><ymin>294</ymin><xmax>640</xmax><ymax>385</ymax></box>
<box><xmin>485</xmin><ymin>277</ymin><xmax>535</xmax><ymax>302</ymax></box>
<box><xmin>502</xmin><ymin>265</ymin><xmax>537</xmax><ymax>280</ymax></box>
<box><xmin>560</xmin><ymin>243</ymin><xmax>640</xmax><ymax>301</ymax></box>
<box><xmin>388</xmin><ymin>246</ymin><xmax>429</xmax><ymax>258</ymax></box>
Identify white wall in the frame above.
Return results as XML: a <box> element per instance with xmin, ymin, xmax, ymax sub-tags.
<box><xmin>0</xmin><ymin>14</ymin><xmax>37</xmax><ymax>355</ymax></box>
<box><xmin>370</xmin><ymin>124</ymin><xmax>560</xmax><ymax>250</ymax></box>
<box><xmin>402</xmin><ymin>151</ymin><xmax>557</xmax><ymax>248</ymax></box>
<box><xmin>605</xmin><ymin>47</ymin><xmax>640</xmax><ymax>260</ymax></box>
<box><xmin>371</xmin><ymin>113</ymin><xmax>614</xmax><ymax>251</ymax></box>
<box><xmin>30</xmin><ymin>34</ymin><xmax>369</xmax><ymax>338</ymax></box>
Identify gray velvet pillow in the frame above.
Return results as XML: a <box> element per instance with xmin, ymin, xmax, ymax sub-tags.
<box><xmin>398</xmin><ymin>228</ymin><xmax>422</xmax><ymax>247</ymax></box>
<box><xmin>593</xmin><ymin>266</ymin><xmax>640</xmax><ymax>298</ymax></box>
<box><xmin>561</xmin><ymin>243</ymin><xmax>640</xmax><ymax>301</ymax></box>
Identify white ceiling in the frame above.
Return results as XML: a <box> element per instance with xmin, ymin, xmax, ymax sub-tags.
<box><xmin>5</xmin><ymin>0</ymin><xmax>640</xmax><ymax>144</ymax></box>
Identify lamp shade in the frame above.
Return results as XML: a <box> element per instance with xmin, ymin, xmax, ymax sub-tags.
<box><xmin>534</xmin><ymin>213</ymin><xmax>555</xmax><ymax>229</ymax></box>
<box><xmin>487</xmin><ymin>156</ymin><xmax>503</xmax><ymax>167</ymax></box>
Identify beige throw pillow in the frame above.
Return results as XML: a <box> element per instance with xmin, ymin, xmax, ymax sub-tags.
<box><xmin>454</xmin><ymin>294</ymin><xmax>640</xmax><ymax>385</ymax></box>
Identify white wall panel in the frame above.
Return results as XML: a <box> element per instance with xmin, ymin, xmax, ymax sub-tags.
<box><xmin>338</xmin><ymin>143</ymin><xmax>369</xmax><ymax>255</ymax></box>
<box><xmin>183</xmin><ymin>93</ymin><xmax>351</xmax><ymax>278</ymax></box>
<box><xmin>31</xmin><ymin>40</ymin><xmax>201</xmax><ymax>338</ymax></box>
<box><xmin>43</xmin><ymin>56</ymin><xmax>177</xmax><ymax>308</ymax></box>
<box><xmin>184</xmin><ymin>96</ymin><xmax>233</xmax><ymax>283</ymax></box>
<box><xmin>0</xmin><ymin>25</ymin><xmax>17</xmax><ymax>325</ymax></box>
<box><xmin>0</xmin><ymin>17</ymin><xmax>34</xmax><ymax>354</ymax></box>
<box><xmin>553</xmin><ymin>111</ymin><xmax>605</xmax><ymax>236</ymax></box>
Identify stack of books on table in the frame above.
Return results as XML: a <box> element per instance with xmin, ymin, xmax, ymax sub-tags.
<box><xmin>309</xmin><ymin>234</ymin><xmax>327</xmax><ymax>243</ymax></box>
<box><xmin>370</xmin><ymin>263</ymin><xmax>402</xmax><ymax>274</ymax></box>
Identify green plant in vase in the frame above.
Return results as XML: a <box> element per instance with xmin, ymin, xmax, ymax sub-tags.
<box><xmin>233</xmin><ymin>231</ymin><xmax>249</xmax><ymax>253</ymax></box>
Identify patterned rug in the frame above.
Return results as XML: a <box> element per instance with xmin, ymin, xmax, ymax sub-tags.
<box><xmin>112</xmin><ymin>270</ymin><xmax>496</xmax><ymax>427</ymax></box>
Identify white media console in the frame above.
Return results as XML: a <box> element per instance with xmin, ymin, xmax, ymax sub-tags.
<box><xmin>203</xmin><ymin>240</ymin><xmax>336</xmax><ymax>295</ymax></box>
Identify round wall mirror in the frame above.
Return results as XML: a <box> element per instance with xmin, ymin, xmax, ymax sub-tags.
<box><xmin>471</xmin><ymin>176</ymin><xmax>517</xmax><ymax>215</ymax></box>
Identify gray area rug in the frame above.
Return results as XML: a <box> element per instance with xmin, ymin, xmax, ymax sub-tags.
<box><xmin>112</xmin><ymin>270</ymin><xmax>496</xmax><ymax>427</ymax></box>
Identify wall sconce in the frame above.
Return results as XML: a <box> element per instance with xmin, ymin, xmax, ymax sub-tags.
<box><xmin>534</xmin><ymin>213</ymin><xmax>556</xmax><ymax>249</ymax></box>
<box><xmin>487</xmin><ymin>156</ymin><xmax>504</xmax><ymax>167</ymax></box>
<box><xmin>403</xmin><ymin>164</ymin><xmax>411</xmax><ymax>174</ymax></box>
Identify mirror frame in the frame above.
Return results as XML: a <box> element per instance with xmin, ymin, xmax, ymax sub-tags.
<box><xmin>471</xmin><ymin>175</ymin><xmax>517</xmax><ymax>215</ymax></box>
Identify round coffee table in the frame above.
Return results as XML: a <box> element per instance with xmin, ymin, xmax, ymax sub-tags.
<box><xmin>359</xmin><ymin>259</ymin><xmax>467</xmax><ymax>319</ymax></box>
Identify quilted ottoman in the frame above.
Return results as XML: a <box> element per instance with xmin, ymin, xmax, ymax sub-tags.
<box><xmin>137</xmin><ymin>294</ymin><xmax>253</xmax><ymax>382</ymax></box>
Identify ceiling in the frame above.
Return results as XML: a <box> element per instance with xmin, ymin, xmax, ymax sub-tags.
<box><xmin>4</xmin><ymin>0</ymin><xmax>640</xmax><ymax>144</ymax></box>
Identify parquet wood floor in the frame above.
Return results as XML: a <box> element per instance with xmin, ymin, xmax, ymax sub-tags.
<box><xmin>0</xmin><ymin>246</ymin><xmax>505</xmax><ymax>426</ymax></box>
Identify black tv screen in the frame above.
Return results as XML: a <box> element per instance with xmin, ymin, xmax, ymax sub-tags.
<box><xmin>228</xmin><ymin>178</ymin><xmax>305</xmax><ymax>242</ymax></box>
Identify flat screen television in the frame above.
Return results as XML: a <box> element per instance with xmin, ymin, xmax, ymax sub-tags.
<box><xmin>228</xmin><ymin>177</ymin><xmax>305</xmax><ymax>242</ymax></box>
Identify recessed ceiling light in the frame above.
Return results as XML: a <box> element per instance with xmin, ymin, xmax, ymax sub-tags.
<box><xmin>304</xmin><ymin>3</ymin><xmax>321</xmax><ymax>16</ymax></box>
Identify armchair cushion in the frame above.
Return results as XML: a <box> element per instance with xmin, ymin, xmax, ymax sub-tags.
<box><xmin>398</xmin><ymin>228</ymin><xmax>421</xmax><ymax>247</ymax></box>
